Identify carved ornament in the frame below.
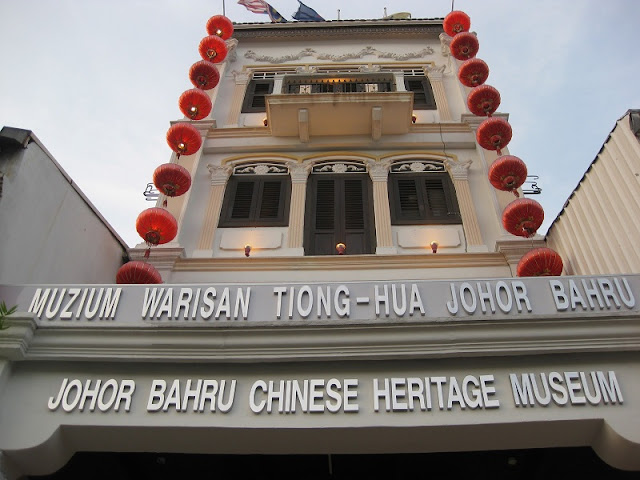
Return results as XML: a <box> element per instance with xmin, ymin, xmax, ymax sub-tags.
<box><xmin>244</xmin><ymin>45</ymin><xmax>434</xmax><ymax>64</ymax></box>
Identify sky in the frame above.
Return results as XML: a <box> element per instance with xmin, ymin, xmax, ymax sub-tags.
<box><xmin>1</xmin><ymin>0</ymin><xmax>639</xmax><ymax>248</ymax></box>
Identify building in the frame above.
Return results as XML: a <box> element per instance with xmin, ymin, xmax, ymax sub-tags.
<box><xmin>546</xmin><ymin>109</ymin><xmax>640</xmax><ymax>275</ymax></box>
<box><xmin>0</xmin><ymin>126</ymin><xmax>127</xmax><ymax>285</ymax></box>
<box><xmin>1</xmin><ymin>15</ymin><xmax>640</xmax><ymax>479</ymax></box>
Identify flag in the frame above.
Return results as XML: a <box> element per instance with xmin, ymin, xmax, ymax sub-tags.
<box><xmin>238</xmin><ymin>0</ymin><xmax>288</xmax><ymax>22</ymax></box>
<box><xmin>292</xmin><ymin>0</ymin><xmax>325</xmax><ymax>22</ymax></box>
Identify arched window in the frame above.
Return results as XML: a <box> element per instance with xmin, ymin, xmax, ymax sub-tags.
<box><xmin>388</xmin><ymin>160</ymin><xmax>461</xmax><ymax>225</ymax></box>
<box><xmin>304</xmin><ymin>161</ymin><xmax>376</xmax><ymax>255</ymax></box>
<box><xmin>219</xmin><ymin>163</ymin><xmax>291</xmax><ymax>227</ymax></box>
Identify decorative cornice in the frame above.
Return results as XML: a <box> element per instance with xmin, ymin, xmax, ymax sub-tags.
<box><xmin>234</xmin><ymin>23</ymin><xmax>444</xmax><ymax>41</ymax></box>
<box><xmin>174</xmin><ymin>253</ymin><xmax>507</xmax><ymax>272</ymax></box>
<box><xmin>446</xmin><ymin>158</ymin><xmax>473</xmax><ymax>180</ymax></box>
<box><xmin>426</xmin><ymin>64</ymin><xmax>446</xmax><ymax>81</ymax></box>
<box><xmin>244</xmin><ymin>45</ymin><xmax>435</xmax><ymax>64</ymax></box>
<box><xmin>207</xmin><ymin>164</ymin><xmax>233</xmax><ymax>185</ymax></box>
<box><xmin>128</xmin><ymin>246</ymin><xmax>185</xmax><ymax>270</ymax></box>
<box><xmin>10</xmin><ymin>313</ymin><xmax>640</xmax><ymax>363</ymax></box>
<box><xmin>439</xmin><ymin>33</ymin><xmax>452</xmax><ymax>57</ymax></box>
<box><xmin>289</xmin><ymin>163</ymin><xmax>311</xmax><ymax>183</ymax></box>
<box><xmin>495</xmin><ymin>237</ymin><xmax>546</xmax><ymax>263</ymax></box>
<box><xmin>231</xmin><ymin>70</ymin><xmax>251</xmax><ymax>84</ymax></box>
<box><xmin>367</xmin><ymin>160</ymin><xmax>391</xmax><ymax>182</ymax></box>
<box><xmin>0</xmin><ymin>315</ymin><xmax>36</xmax><ymax>361</ymax></box>
<box><xmin>225</xmin><ymin>38</ymin><xmax>239</xmax><ymax>63</ymax></box>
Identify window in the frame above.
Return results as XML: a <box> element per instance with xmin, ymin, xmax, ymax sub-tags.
<box><xmin>304</xmin><ymin>162</ymin><xmax>376</xmax><ymax>255</ymax></box>
<box><xmin>283</xmin><ymin>73</ymin><xmax>394</xmax><ymax>94</ymax></box>
<box><xmin>219</xmin><ymin>164</ymin><xmax>290</xmax><ymax>227</ymax></box>
<box><xmin>404</xmin><ymin>75</ymin><xmax>436</xmax><ymax>110</ymax></box>
<box><xmin>388</xmin><ymin>161</ymin><xmax>461</xmax><ymax>225</ymax></box>
<box><xmin>241</xmin><ymin>78</ymin><xmax>274</xmax><ymax>113</ymax></box>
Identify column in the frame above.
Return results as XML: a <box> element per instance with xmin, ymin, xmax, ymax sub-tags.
<box><xmin>225</xmin><ymin>71</ymin><xmax>250</xmax><ymax>127</ymax></box>
<box><xmin>193</xmin><ymin>165</ymin><xmax>232</xmax><ymax>257</ymax></box>
<box><xmin>368</xmin><ymin>161</ymin><xmax>397</xmax><ymax>255</ymax></box>
<box><xmin>208</xmin><ymin>38</ymin><xmax>238</xmax><ymax>115</ymax></box>
<box><xmin>446</xmin><ymin>159</ymin><xmax>487</xmax><ymax>252</ymax></box>
<box><xmin>426</xmin><ymin>65</ymin><xmax>452</xmax><ymax>121</ymax></box>
<box><xmin>287</xmin><ymin>163</ymin><xmax>310</xmax><ymax>254</ymax></box>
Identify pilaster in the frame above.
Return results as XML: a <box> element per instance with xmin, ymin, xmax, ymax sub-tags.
<box><xmin>225</xmin><ymin>71</ymin><xmax>250</xmax><ymax>127</ymax></box>
<box><xmin>193</xmin><ymin>165</ymin><xmax>232</xmax><ymax>257</ymax></box>
<box><xmin>446</xmin><ymin>159</ymin><xmax>486</xmax><ymax>251</ymax></box>
<box><xmin>368</xmin><ymin>161</ymin><xmax>396</xmax><ymax>254</ymax></box>
<box><xmin>426</xmin><ymin>65</ymin><xmax>451</xmax><ymax>121</ymax></box>
<box><xmin>287</xmin><ymin>164</ymin><xmax>310</xmax><ymax>253</ymax></box>
<box><xmin>208</xmin><ymin>39</ymin><xmax>238</xmax><ymax>111</ymax></box>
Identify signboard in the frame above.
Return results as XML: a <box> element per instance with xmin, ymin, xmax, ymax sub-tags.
<box><xmin>0</xmin><ymin>274</ymin><xmax>636</xmax><ymax>327</ymax></box>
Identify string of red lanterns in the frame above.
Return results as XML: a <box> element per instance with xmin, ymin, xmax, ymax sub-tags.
<box><xmin>117</xmin><ymin>14</ymin><xmax>235</xmax><ymax>284</ymax></box>
<box><xmin>445</xmin><ymin>10</ymin><xmax>563</xmax><ymax>277</ymax></box>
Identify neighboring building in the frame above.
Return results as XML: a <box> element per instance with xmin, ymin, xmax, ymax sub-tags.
<box><xmin>546</xmin><ymin>109</ymin><xmax>640</xmax><ymax>275</ymax></box>
<box><xmin>0</xmin><ymin>127</ymin><xmax>127</xmax><ymax>284</ymax></box>
<box><xmin>1</xmin><ymin>18</ymin><xmax>640</xmax><ymax>479</ymax></box>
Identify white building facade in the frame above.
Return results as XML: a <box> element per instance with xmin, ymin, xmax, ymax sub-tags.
<box><xmin>1</xmin><ymin>19</ymin><xmax>640</xmax><ymax>478</ymax></box>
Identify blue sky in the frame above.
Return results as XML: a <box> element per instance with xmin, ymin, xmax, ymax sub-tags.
<box><xmin>1</xmin><ymin>0</ymin><xmax>638</xmax><ymax>247</ymax></box>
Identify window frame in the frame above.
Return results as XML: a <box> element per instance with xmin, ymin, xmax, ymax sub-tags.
<box><xmin>304</xmin><ymin>167</ymin><xmax>376</xmax><ymax>256</ymax></box>
<box><xmin>388</xmin><ymin>170</ymin><xmax>461</xmax><ymax>225</ymax></box>
<box><xmin>241</xmin><ymin>78</ymin><xmax>275</xmax><ymax>113</ymax></box>
<box><xmin>404</xmin><ymin>75</ymin><xmax>437</xmax><ymax>110</ymax></box>
<box><xmin>218</xmin><ymin>173</ymin><xmax>291</xmax><ymax>228</ymax></box>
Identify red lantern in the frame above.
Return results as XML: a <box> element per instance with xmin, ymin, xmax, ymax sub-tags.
<box><xmin>179</xmin><ymin>88</ymin><xmax>212</xmax><ymax>120</ymax></box>
<box><xmin>467</xmin><ymin>85</ymin><xmax>501</xmax><ymax>117</ymax></box>
<box><xmin>502</xmin><ymin>198</ymin><xmax>544</xmax><ymax>238</ymax></box>
<box><xmin>116</xmin><ymin>261</ymin><xmax>162</xmax><ymax>284</ymax></box>
<box><xmin>206</xmin><ymin>15</ymin><xmax>234</xmax><ymax>40</ymax></box>
<box><xmin>458</xmin><ymin>58</ymin><xmax>489</xmax><ymax>87</ymax></box>
<box><xmin>153</xmin><ymin>163</ymin><xmax>191</xmax><ymax>198</ymax></box>
<box><xmin>517</xmin><ymin>248</ymin><xmax>563</xmax><ymax>277</ymax></box>
<box><xmin>198</xmin><ymin>35</ymin><xmax>228</xmax><ymax>63</ymax></box>
<box><xmin>189</xmin><ymin>60</ymin><xmax>220</xmax><ymax>90</ymax></box>
<box><xmin>443</xmin><ymin>10</ymin><xmax>471</xmax><ymax>37</ymax></box>
<box><xmin>136</xmin><ymin>208</ymin><xmax>178</xmax><ymax>246</ymax></box>
<box><xmin>477</xmin><ymin>117</ymin><xmax>512</xmax><ymax>153</ymax></box>
<box><xmin>489</xmin><ymin>155</ymin><xmax>527</xmax><ymax>196</ymax></box>
<box><xmin>166</xmin><ymin>123</ymin><xmax>202</xmax><ymax>158</ymax></box>
<box><xmin>449</xmin><ymin>32</ymin><xmax>479</xmax><ymax>60</ymax></box>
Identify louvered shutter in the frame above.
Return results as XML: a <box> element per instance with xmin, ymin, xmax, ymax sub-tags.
<box><xmin>258</xmin><ymin>180</ymin><xmax>283</xmax><ymax>220</ymax></box>
<box><xmin>230</xmin><ymin>181</ymin><xmax>255</xmax><ymax>220</ymax></box>
<box><xmin>305</xmin><ymin>175</ymin><xmax>375</xmax><ymax>255</ymax></box>
<box><xmin>219</xmin><ymin>176</ymin><xmax>290</xmax><ymax>227</ymax></box>
<box><xmin>389</xmin><ymin>173</ymin><xmax>461</xmax><ymax>225</ymax></box>
<box><xmin>404</xmin><ymin>76</ymin><xmax>436</xmax><ymax>110</ymax></box>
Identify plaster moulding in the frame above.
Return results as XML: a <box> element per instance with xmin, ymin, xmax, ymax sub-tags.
<box><xmin>244</xmin><ymin>46</ymin><xmax>435</xmax><ymax>64</ymax></box>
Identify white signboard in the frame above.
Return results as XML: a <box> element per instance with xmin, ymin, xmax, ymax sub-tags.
<box><xmin>0</xmin><ymin>275</ymin><xmax>636</xmax><ymax>327</ymax></box>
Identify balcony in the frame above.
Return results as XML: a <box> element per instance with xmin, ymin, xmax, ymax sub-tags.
<box><xmin>265</xmin><ymin>73</ymin><xmax>414</xmax><ymax>141</ymax></box>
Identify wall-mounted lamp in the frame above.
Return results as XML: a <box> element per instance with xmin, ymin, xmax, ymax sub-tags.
<box><xmin>336</xmin><ymin>243</ymin><xmax>346</xmax><ymax>255</ymax></box>
<box><xmin>430</xmin><ymin>241</ymin><xmax>439</xmax><ymax>254</ymax></box>
<box><xmin>263</xmin><ymin>118</ymin><xmax>268</xmax><ymax>127</ymax></box>
<box><xmin>411</xmin><ymin>113</ymin><xmax>417</xmax><ymax>124</ymax></box>
<box><xmin>244</xmin><ymin>245</ymin><xmax>251</xmax><ymax>257</ymax></box>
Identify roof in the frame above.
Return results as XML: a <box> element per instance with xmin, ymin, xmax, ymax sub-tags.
<box><xmin>546</xmin><ymin>109</ymin><xmax>640</xmax><ymax>237</ymax></box>
<box><xmin>232</xmin><ymin>17</ymin><xmax>445</xmax><ymax>40</ymax></box>
<box><xmin>0</xmin><ymin>126</ymin><xmax>129</xmax><ymax>251</ymax></box>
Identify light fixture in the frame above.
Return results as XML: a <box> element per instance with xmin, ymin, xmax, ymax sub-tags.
<box><xmin>430</xmin><ymin>241</ymin><xmax>438</xmax><ymax>254</ymax></box>
<box><xmin>244</xmin><ymin>245</ymin><xmax>251</xmax><ymax>257</ymax></box>
<box><xmin>336</xmin><ymin>243</ymin><xmax>346</xmax><ymax>255</ymax></box>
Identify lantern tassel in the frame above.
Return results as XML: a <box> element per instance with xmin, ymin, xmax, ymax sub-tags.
<box><xmin>144</xmin><ymin>248</ymin><xmax>151</xmax><ymax>259</ymax></box>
